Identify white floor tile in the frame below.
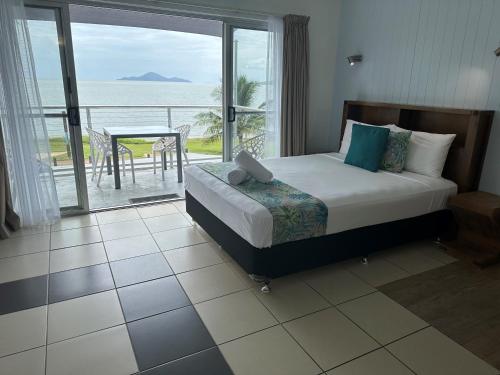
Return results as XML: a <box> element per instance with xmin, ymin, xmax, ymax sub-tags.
<box><xmin>96</xmin><ymin>208</ymin><xmax>140</xmax><ymax>225</ymax></box>
<box><xmin>382</xmin><ymin>246</ymin><xmax>445</xmax><ymax>274</ymax></box>
<box><xmin>10</xmin><ymin>225</ymin><xmax>50</xmax><ymax>238</ymax></box>
<box><xmin>99</xmin><ymin>219</ymin><xmax>148</xmax><ymax>241</ymax></box>
<box><xmin>387</xmin><ymin>327</ymin><xmax>498</xmax><ymax>375</ymax></box>
<box><xmin>48</xmin><ymin>290</ymin><xmax>125</xmax><ymax>343</ymax></box>
<box><xmin>284</xmin><ymin>307</ymin><xmax>379</xmax><ymax>371</ymax></box>
<box><xmin>51</xmin><ymin>215</ymin><xmax>97</xmax><ymax>232</ymax></box>
<box><xmin>195</xmin><ymin>290</ymin><xmax>278</xmax><ymax>344</ymax></box>
<box><xmin>104</xmin><ymin>234</ymin><xmax>159</xmax><ymax>261</ymax></box>
<box><xmin>254</xmin><ymin>278</ymin><xmax>330</xmax><ymax>323</ymax></box>
<box><xmin>220</xmin><ymin>326</ymin><xmax>321</xmax><ymax>375</ymax></box>
<box><xmin>302</xmin><ymin>265</ymin><xmax>376</xmax><ymax>305</ymax></box>
<box><xmin>0</xmin><ymin>347</ymin><xmax>46</xmax><ymax>375</ymax></box>
<box><xmin>327</xmin><ymin>349</ymin><xmax>413</xmax><ymax>375</ymax></box>
<box><xmin>172</xmin><ymin>200</ymin><xmax>186</xmax><ymax>212</ymax></box>
<box><xmin>0</xmin><ymin>252</ymin><xmax>49</xmax><ymax>284</ymax></box>
<box><xmin>163</xmin><ymin>242</ymin><xmax>224</xmax><ymax>274</ymax></box>
<box><xmin>153</xmin><ymin>226</ymin><xmax>207</xmax><ymax>251</ymax></box>
<box><xmin>338</xmin><ymin>292</ymin><xmax>428</xmax><ymax>345</ymax></box>
<box><xmin>143</xmin><ymin>213</ymin><xmax>191</xmax><ymax>233</ymax></box>
<box><xmin>177</xmin><ymin>263</ymin><xmax>248</xmax><ymax>303</ymax></box>
<box><xmin>137</xmin><ymin>203</ymin><xmax>178</xmax><ymax>218</ymax></box>
<box><xmin>0</xmin><ymin>306</ymin><xmax>47</xmax><ymax>358</ymax></box>
<box><xmin>225</xmin><ymin>261</ymin><xmax>260</xmax><ymax>288</ymax></box>
<box><xmin>0</xmin><ymin>233</ymin><xmax>50</xmax><ymax>259</ymax></box>
<box><xmin>46</xmin><ymin>325</ymin><xmax>138</xmax><ymax>375</ymax></box>
<box><xmin>50</xmin><ymin>226</ymin><xmax>102</xmax><ymax>250</ymax></box>
<box><xmin>49</xmin><ymin>242</ymin><xmax>108</xmax><ymax>273</ymax></box>
<box><xmin>344</xmin><ymin>256</ymin><xmax>410</xmax><ymax>287</ymax></box>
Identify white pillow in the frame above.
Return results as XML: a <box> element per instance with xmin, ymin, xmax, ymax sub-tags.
<box><xmin>339</xmin><ymin>120</ymin><xmax>395</xmax><ymax>154</ymax></box>
<box><xmin>392</xmin><ymin>125</ymin><xmax>456</xmax><ymax>178</ymax></box>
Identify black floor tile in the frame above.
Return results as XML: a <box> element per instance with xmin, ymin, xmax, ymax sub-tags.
<box><xmin>117</xmin><ymin>276</ymin><xmax>190</xmax><ymax>322</ymax></box>
<box><xmin>140</xmin><ymin>347</ymin><xmax>233</xmax><ymax>375</ymax></box>
<box><xmin>0</xmin><ymin>275</ymin><xmax>48</xmax><ymax>315</ymax></box>
<box><xmin>128</xmin><ymin>306</ymin><xmax>215</xmax><ymax>371</ymax></box>
<box><xmin>49</xmin><ymin>263</ymin><xmax>115</xmax><ymax>303</ymax></box>
<box><xmin>110</xmin><ymin>253</ymin><xmax>173</xmax><ymax>288</ymax></box>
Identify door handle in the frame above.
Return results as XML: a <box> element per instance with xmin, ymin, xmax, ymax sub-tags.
<box><xmin>67</xmin><ymin>107</ymin><xmax>81</xmax><ymax>127</ymax></box>
<box><xmin>227</xmin><ymin>106</ymin><xmax>236</xmax><ymax>123</ymax></box>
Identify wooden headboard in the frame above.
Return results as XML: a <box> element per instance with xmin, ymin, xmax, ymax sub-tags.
<box><xmin>341</xmin><ymin>101</ymin><xmax>494</xmax><ymax>193</ymax></box>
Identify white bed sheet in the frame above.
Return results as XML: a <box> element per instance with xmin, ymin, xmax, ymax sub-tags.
<box><xmin>184</xmin><ymin>153</ymin><xmax>457</xmax><ymax>248</ymax></box>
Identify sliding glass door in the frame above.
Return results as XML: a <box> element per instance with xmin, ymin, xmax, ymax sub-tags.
<box><xmin>223</xmin><ymin>24</ymin><xmax>279</xmax><ymax>161</ymax></box>
<box><xmin>26</xmin><ymin>4</ymin><xmax>88</xmax><ymax>213</ymax></box>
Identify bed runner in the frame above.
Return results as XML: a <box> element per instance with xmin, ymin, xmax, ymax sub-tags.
<box><xmin>198</xmin><ymin>162</ymin><xmax>328</xmax><ymax>246</ymax></box>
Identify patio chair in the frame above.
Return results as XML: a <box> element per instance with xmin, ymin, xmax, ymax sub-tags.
<box><xmin>152</xmin><ymin>124</ymin><xmax>191</xmax><ymax>181</ymax></box>
<box><xmin>87</xmin><ymin>128</ymin><xmax>135</xmax><ymax>187</ymax></box>
<box><xmin>232</xmin><ymin>132</ymin><xmax>266</xmax><ymax>160</ymax></box>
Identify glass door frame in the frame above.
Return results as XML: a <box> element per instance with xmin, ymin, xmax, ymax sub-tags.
<box><xmin>222</xmin><ymin>22</ymin><xmax>268</xmax><ymax>162</ymax></box>
<box><xmin>25</xmin><ymin>0</ymin><xmax>89</xmax><ymax>214</ymax></box>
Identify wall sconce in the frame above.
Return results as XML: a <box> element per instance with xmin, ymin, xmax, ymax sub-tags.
<box><xmin>495</xmin><ymin>47</ymin><xmax>500</xmax><ymax>57</ymax></box>
<box><xmin>347</xmin><ymin>55</ymin><xmax>363</xmax><ymax>66</ymax></box>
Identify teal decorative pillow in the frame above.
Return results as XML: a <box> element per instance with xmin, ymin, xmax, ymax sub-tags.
<box><xmin>380</xmin><ymin>130</ymin><xmax>412</xmax><ymax>173</ymax></box>
<box><xmin>344</xmin><ymin>124</ymin><xmax>390</xmax><ymax>172</ymax></box>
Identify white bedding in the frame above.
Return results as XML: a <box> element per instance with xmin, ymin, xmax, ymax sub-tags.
<box><xmin>185</xmin><ymin>153</ymin><xmax>457</xmax><ymax>248</ymax></box>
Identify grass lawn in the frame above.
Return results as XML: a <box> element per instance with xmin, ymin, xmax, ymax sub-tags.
<box><xmin>49</xmin><ymin>136</ymin><xmax>222</xmax><ymax>165</ymax></box>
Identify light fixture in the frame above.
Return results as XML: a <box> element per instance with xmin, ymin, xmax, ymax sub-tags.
<box><xmin>347</xmin><ymin>55</ymin><xmax>363</xmax><ymax>66</ymax></box>
<box><xmin>495</xmin><ymin>47</ymin><xmax>500</xmax><ymax>57</ymax></box>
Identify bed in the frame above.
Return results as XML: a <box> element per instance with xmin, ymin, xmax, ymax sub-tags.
<box><xmin>185</xmin><ymin>101</ymin><xmax>494</xmax><ymax>287</ymax></box>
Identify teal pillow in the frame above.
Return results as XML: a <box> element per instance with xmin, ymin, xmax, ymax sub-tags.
<box><xmin>344</xmin><ymin>124</ymin><xmax>390</xmax><ymax>172</ymax></box>
<box><xmin>380</xmin><ymin>130</ymin><xmax>412</xmax><ymax>173</ymax></box>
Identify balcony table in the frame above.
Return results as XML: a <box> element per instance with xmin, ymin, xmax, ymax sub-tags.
<box><xmin>103</xmin><ymin>126</ymin><xmax>182</xmax><ymax>189</ymax></box>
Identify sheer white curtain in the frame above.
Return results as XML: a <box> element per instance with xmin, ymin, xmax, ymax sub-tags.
<box><xmin>264</xmin><ymin>16</ymin><xmax>283</xmax><ymax>158</ymax></box>
<box><xmin>0</xmin><ymin>0</ymin><xmax>60</xmax><ymax>226</ymax></box>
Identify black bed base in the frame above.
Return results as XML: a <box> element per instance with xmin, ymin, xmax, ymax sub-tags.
<box><xmin>186</xmin><ymin>191</ymin><xmax>453</xmax><ymax>279</ymax></box>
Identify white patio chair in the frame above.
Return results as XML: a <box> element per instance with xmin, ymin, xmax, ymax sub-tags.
<box><xmin>152</xmin><ymin>124</ymin><xmax>191</xmax><ymax>181</ymax></box>
<box><xmin>232</xmin><ymin>132</ymin><xmax>266</xmax><ymax>160</ymax></box>
<box><xmin>87</xmin><ymin>128</ymin><xmax>135</xmax><ymax>187</ymax></box>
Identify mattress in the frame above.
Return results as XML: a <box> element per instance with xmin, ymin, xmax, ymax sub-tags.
<box><xmin>184</xmin><ymin>153</ymin><xmax>457</xmax><ymax>248</ymax></box>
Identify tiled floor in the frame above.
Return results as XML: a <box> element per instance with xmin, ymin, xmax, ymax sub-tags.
<box><xmin>0</xmin><ymin>202</ymin><xmax>498</xmax><ymax>375</ymax></box>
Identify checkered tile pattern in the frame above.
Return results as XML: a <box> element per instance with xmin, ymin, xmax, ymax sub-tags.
<box><xmin>0</xmin><ymin>201</ymin><xmax>497</xmax><ymax>375</ymax></box>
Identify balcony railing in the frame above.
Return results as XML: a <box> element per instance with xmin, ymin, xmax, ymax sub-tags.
<box><xmin>43</xmin><ymin>104</ymin><xmax>266</xmax><ymax>176</ymax></box>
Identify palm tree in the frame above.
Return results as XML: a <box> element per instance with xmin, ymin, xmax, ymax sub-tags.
<box><xmin>195</xmin><ymin>75</ymin><xmax>265</xmax><ymax>145</ymax></box>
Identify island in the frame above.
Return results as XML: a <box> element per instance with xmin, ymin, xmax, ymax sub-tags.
<box><xmin>117</xmin><ymin>72</ymin><xmax>191</xmax><ymax>83</ymax></box>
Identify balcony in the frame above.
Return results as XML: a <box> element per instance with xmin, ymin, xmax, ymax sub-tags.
<box><xmin>46</xmin><ymin>104</ymin><xmax>265</xmax><ymax>209</ymax></box>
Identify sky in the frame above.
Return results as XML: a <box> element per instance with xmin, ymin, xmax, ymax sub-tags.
<box><xmin>29</xmin><ymin>20</ymin><xmax>268</xmax><ymax>84</ymax></box>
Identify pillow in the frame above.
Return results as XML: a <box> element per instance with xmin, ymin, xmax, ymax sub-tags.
<box><xmin>392</xmin><ymin>125</ymin><xmax>456</xmax><ymax>177</ymax></box>
<box><xmin>344</xmin><ymin>124</ymin><xmax>390</xmax><ymax>172</ymax></box>
<box><xmin>380</xmin><ymin>130</ymin><xmax>412</xmax><ymax>173</ymax></box>
<box><xmin>339</xmin><ymin>120</ymin><xmax>395</xmax><ymax>154</ymax></box>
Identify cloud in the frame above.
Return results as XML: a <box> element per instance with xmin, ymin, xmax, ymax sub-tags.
<box><xmin>29</xmin><ymin>20</ymin><xmax>268</xmax><ymax>84</ymax></box>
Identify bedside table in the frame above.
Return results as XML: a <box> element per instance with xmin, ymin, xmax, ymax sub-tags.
<box><xmin>447</xmin><ymin>191</ymin><xmax>500</xmax><ymax>267</ymax></box>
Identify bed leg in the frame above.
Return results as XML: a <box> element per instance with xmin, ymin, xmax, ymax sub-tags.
<box><xmin>193</xmin><ymin>221</ymin><xmax>198</xmax><ymax>229</ymax></box>
<box><xmin>361</xmin><ymin>256</ymin><xmax>369</xmax><ymax>265</ymax></box>
<box><xmin>261</xmin><ymin>281</ymin><xmax>271</xmax><ymax>294</ymax></box>
<box><xmin>433</xmin><ymin>236</ymin><xmax>446</xmax><ymax>249</ymax></box>
<box><xmin>250</xmin><ymin>274</ymin><xmax>272</xmax><ymax>293</ymax></box>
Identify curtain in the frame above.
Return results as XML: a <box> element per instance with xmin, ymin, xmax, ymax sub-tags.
<box><xmin>0</xmin><ymin>0</ymin><xmax>60</xmax><ymax>228</ymax></box>
<box><xmin>264</xmin><ymin>16</ymin><xmax>283</xmax><ymax>158</ymax></box>
<box><xmin>280</xmin><ymin>14</ymin><xmax>310</xmax><ymax>157</ymax></box>
<box><xmin>0</xmin><ymin>125</ymin><xmax>20</xmax><ymax>238</ymax></box>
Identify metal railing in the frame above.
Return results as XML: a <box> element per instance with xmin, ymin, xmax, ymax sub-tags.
<box><xmin>43</xmin><ymin>104</ymin><xmax>265</xmax><ymax>176</ymax></box>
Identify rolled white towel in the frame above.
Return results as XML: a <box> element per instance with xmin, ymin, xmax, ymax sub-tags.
<box><xmin>227</xmin><ymin>167</ymin><xmax>248</xmax><ymax>185</ymax></box>
<box><xmin>235</xmin><ymin>150</ymin><xmax>273</xmax><ymax>183</ymax></box>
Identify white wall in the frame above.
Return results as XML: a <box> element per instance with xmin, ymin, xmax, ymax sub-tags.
<box><xmin>331</xmin><ymin>0</ymin><xmax>500</xmax><ymax>194</ymax></box>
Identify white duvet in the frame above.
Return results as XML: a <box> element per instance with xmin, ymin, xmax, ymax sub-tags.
<box><xmin>185</xmin><ymin>153</ymin><xmax>457</xmax><ymax>248</ymax></box>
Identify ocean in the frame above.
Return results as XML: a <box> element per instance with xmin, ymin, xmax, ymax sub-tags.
<box><xmin>39</xmin><ymin>80</ymin><xmax>264</xmax><ymax>139</ymax></box>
